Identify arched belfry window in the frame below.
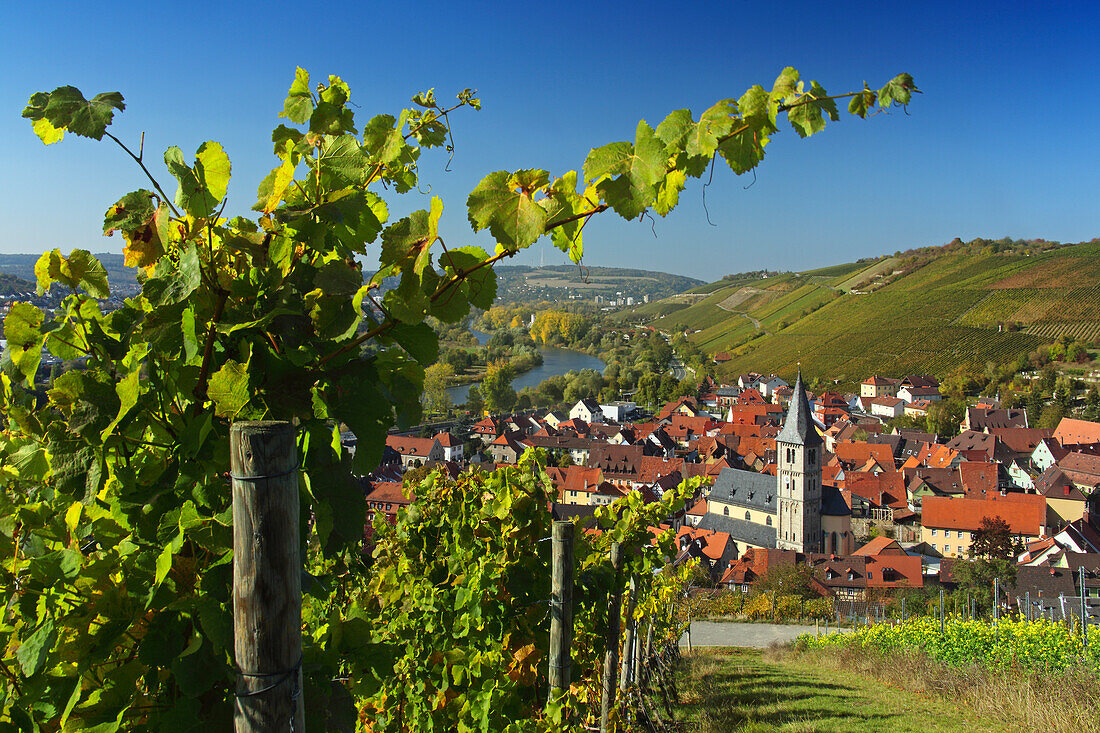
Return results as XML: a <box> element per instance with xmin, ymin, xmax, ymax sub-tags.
<box><xmin>745</xmin><ymin>511</ymin><xmax>751</xmax><ymax>520</ymax></box>
<box><xmin>723</xmin><ymin>507</ymin><xmax>729</xmax><ymax>516</ymax></box>
<box><xmin>766</xmin><ymin>516</ymin><xmax>772</xmax><ymax>526</ymax></box>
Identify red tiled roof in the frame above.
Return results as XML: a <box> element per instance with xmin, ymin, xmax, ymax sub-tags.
<box><xmin>921</xmin><ymin>495</ymin><xmax>1045</xmax><ymax>535</ymax></box>
<box><xmin>1054</xmin><ymin>418</ymin><xmax>1100</xmax><ymax>447</ymax></box>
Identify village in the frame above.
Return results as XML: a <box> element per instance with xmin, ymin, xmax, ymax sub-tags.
<box><xmin>364</xmin><ymin>370</ymin><xmax>1100</xmax><ymax>620</ymax></box>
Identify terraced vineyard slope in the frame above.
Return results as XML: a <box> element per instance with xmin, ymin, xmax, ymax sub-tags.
<box><xmin>624</xmin><ymin>240</ymin><xmax>1100</xmax><ymax>383</ymax></box>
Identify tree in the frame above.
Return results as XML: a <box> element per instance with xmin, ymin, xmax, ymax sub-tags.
<box><xmin>952</xmin><ymin>557</ymin><xmax>1017</xmax><ymax>614</ymax></box>
<box><xmin>757</xmin><ymin>561</ymin><xmax>818</xmax><ymax>601</ymax></box>
<box><xmin>480</xmin><ymin>359</ymin><xmax>517</xmax><ymax>413</ymax></box>
<box><xmin>423</xmin><ymin>362</ymin><xmax>455</xmax><ymax>415</ymax></box>
<box><xmin>5</xmin><ymin>68</ymin><xmax>917</xmax><ymax>729</ymax></box>
<box><xmin>968</xmin><ymin>515</ymin><xmax>1020</xmax><ymax>560</ymax></box>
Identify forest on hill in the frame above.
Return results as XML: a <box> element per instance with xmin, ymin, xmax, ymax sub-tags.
<box><xmin>620</xmin><ymin>237</ymin><xmax>1100</xmax><ymax>383</ymax></box>
<box><xmin>492</xmin><ymin>264</ymin><xmax>703</xmax><ymax>304</ymax></box>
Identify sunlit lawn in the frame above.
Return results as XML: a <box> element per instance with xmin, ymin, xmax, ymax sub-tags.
<box><xmin>674</xmin><ymin>647</ymin><xmax>1011</xmax><ymax>733</ymax></box>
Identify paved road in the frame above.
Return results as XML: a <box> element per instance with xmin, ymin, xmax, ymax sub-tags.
<box><xmin>677</xmin><ymin>621</ymin><xmax>850</xmax><ymax>648</ymax></box>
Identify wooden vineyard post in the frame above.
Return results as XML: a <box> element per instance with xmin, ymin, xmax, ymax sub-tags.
<box><xmin>549</xmin><ymin>520</ymin><xmax>575</xmax><ymax>700</ymax></box>
<box><xmin>600</xmin><ymin>543</ymin><xmax>624</xmax><ymax>733</ymax></box>
<box><xmin>231</xmin><ymin>421</ymin><xmax>304</xmax><ymax>732</ymax></box>
<box><xmin>620</xmin><ymin>577</ymin><xmax>637</xmax><ymax>692</ymax></box>
<box><xmin>1082</xmin><ymin>570</ymin><xmax>1089</xmax><ymax>647</ymax></box>
<box><xmin>939</xmin><ymin>589</ymin><xmax>944</xmax><ymax>634</ymax></box>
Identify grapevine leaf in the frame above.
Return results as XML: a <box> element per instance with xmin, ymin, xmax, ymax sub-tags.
<box><xmin>380</xmin><ymin>210</ymin><xmax>434</xmax><ymax>275</ymax></box>
<box><xmin>363</xmin><ymin>112</ymin><xmax>415</xmax><ymax>168</ymax></box>
<box><xmin>540</xmin><ymin>171</ymin><xmax>586</xmax><ymax>262</ymax></box>
<box><xmin>207</xmin><ymin>360</ymin><xmax>251</xmax><ymax>418</ymax></box>
<box><xmin>583</xmin><ymin>141</ymin><xmax>632</xmax><ymax>181</ymax></box>
<box><xmin>5</xmin><ymin>302</ymin><xmax>45</xmax><ymax>384</ymax></box>
<box><xmin>375</xmin><ymin>348</ymin><xmax>423</xmax><ymax>429</ymax></box>
<box><xmin>34</xmin><ymin>249</ymin><xmax>61</xmax><ymax>294</ymax></box>
<box><xmin>327</xmin><ymin>360</ymin><xmax>394</xmax><ymax>471</ymax></box>
<box><xmin>772</xmin><ymin>67</ymin><xmax>801</xmax><ymax>101</ymax></box>
<box><xmin>718</xmin><ymin>129</ymin><xmax>768</xmax><ymax>174</ymax></box>
<box><xmin>788</xmin><ymin>82</ymin><xmax>837</xmax><ymax>138</ymax></box>
<box><xmin>595</xmin><ymin>121</ymin><xmax>666</xmax><ymax>219</ymax></box>
<box><xmin>389</xmin><ymin>322</ymin><xmax>439</xmax><ymax>365</ymax></box>
<box><xmin>684</xmin><ymin>99</ymin><xmax>733</xmax><ymax>160</ymax></box>
<box><xmin>17</xmin><ymin>619</ymin><xmax>55</xmax><ymax>676</ymax></box>
<box><xmin>314</xmin><ymin>260</ymin><xmax>363</xmax><ymax>296</ymax></box>
<box><xmin>104</xmin><ymin>189</ymin><xmax>156</xmax><ymax>234</ymax></box>
<box><xmin>9</xmin><ymin>443</ymin><xmax>49</xmax><ymax>484</ymax></box>
<box><xmin>466</xmin><ymin>170</ymin><xmax>549</xmax><ymax>251</ymax></box>
<box><xmin>849</xmin><ymin>87</ymin><xmax>876</xmax><ymax>118</ymax></box>
<box><xmin>22</xmin><ymin>86</ymin><xmax>125</xmax><ymax>141</ymax></box>
<box><xmin>655</xmin><ymin>108</ymin><xmax>696</xmax><ymax>152</ymax></box>
<box><xmin>437</xmin><ymin>246</ymin><xmax>496</xmax><ymax>318</ymax></box>
<box><xmin>62</xmin><ymin>249</ymin><xmax>111</xmax><ymax>298</ymax></box>
<box><xmin>879</xmin><ymin>73</ymin><xmax>918</xmax><ymax>108</ymax></box>
<box><xmin>653</xmin><ymin>169</ymin><xmax>687</xmax><ymax>216</ymax></box>
<box><xmin>319</xmin><ymin>134</ymin><xmax>372</xmax><ymax>188</ymax></box>
<box><xmin>264</xmin><ymin>151</ymin><xmax>297</xmax><ymax>213</ymax></box>
<box><xmin>281</xmin><ymin>67</ymin><xmax>313</xmax><ymax>124</ymax></box>
<box><xmin>31</xmin><ymin>117</ymin><xmax>65</xmax><ymax>144</ymax></box>
<box><xmin>100</xmin><ymin>370</ymin><xmax>141</xmax><ymax>440</ymax></box>
<box><xmin>738</xmin><ymin>84</ymin><xmax>778</xmax><ymax>135</ymax></box>
<box><xmin>165</xmin><ymin>144</ymin><xmax>227</xmax><ymax>218</ymax></box>
<box><xmin>195</xmin><ymin>141</ymin><xmax>231</xmax><ymax>205</ymax></box>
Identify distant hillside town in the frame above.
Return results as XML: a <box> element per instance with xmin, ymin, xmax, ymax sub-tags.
<box><xmin>353</xmin><ymin>369</ymin><xmax>1100</xmax><ymax>618</ymax></box>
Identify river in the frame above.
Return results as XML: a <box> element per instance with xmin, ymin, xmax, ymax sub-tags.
<box><xmin>444</xmin><ymin>329</ymin><xmax>606</xmax><ymax>404</ymax></box>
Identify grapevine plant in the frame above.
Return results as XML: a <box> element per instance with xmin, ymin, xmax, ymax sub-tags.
<box><xmin>1</xmin><ymin>68</ymin><xmax>916</xmax><ymax>730</ymax></box>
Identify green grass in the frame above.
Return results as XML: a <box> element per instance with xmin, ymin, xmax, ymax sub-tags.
<box><xmin>675</xmin><ymin>647</ymin><xmax>1010</xmax><ymax>733</ymax></box>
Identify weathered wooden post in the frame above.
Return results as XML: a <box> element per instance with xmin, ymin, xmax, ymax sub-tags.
<box><xmin>620</xmin><ymin>577</ymin><xmax>637</xmax><ymax>692</ymax></box>
<box><xmin>231</xmin><ymin>421</ymin><xmax>304</xmax><ymax>732</ymax></box>
<box><xmin>549</xmin><ymin>520</ymin><xmax>575</xmax><ymax>700</ymax></box>
<box><xmin>939</xmin><ymin>589</ymin><xmax>944</xmax><ymax>634</ymax></box>
<box><xmin>993</xmin><ymin>577</ymin><xmax>999</xmax><ymax>628</ymax></box>
<box><xmin>1081</xmin><ymin>570</ymin><xmax>1089</xmax><ymax>647</ymax></box>
<box><xmin>600</xmin><ymin>543</ymin><xmax>623</xmax><ymax>733</ymax></box>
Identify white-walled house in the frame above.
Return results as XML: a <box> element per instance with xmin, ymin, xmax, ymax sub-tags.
<box><xmin>570</xmin><ymin>398</ymin><xmax>604</xmax><ymax>424</ymax></box>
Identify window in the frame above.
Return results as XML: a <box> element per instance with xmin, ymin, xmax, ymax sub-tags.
<box><xmin>958</xmin><ymin>530</ymin><xmax>964</xmax><ymax>538</ymax></box>
<box><xmin>745</xmin><ymin>511</ymin><xmax>751</xmax><ymax>520</ymax></box>
<box><xmin>931</xmin><ymin>529</ymin><xmax>937</xmax><ymax>537</ymax></box>
<box><xmin>867</xmin><ymin>571</ymin><xmax>873</xmax><ymax>580</ymax></box>
<box><xmin>766</xmin><ymin>516</ymin><xmax>772</xmax><ymax>526</ymax></box>
<box><xmin>932</xmin><ymin>543</ymin><xmax>937</xmax><ymax>551</ymax></box>
<box><xmin>809</xmin><ymin>448</ymin><xmax>816</xmax><ymax>464</ymax></box>
<box><xmin>723</xmin><ymin>507</ymin><xmax>729</xmax><ymax>516</ymax></box>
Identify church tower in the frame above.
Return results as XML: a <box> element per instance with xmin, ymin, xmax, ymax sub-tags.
<box><xmin>776</xmin><ymin>370</ymin><xmax>824</xmax><ymax>553</ymax></box>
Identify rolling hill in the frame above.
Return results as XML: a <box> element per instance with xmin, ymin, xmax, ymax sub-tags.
<box><xmin>492</xmin><ymin>265</ymin><xmax>703</xmax><ymax>305</ymax></box>
<box><xmin>622</xmin><ymin>239</ymin><xmax>1100</xmax><ymax>384</ymax></box>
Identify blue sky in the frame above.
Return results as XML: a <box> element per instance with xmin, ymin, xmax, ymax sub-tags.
<box><xmin>2</xmin><ymin>1</ymin><xmax>1097</xmax><ymax>281</ymax></box>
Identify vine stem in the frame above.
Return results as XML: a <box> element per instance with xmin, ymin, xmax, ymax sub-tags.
<box><xmin>316</xmin><ymin>85</ymin><xmax>892</xmax><ymax>368</ymax></box>
<box><xmin>192</xmin><ymin>291</ymin><xmax>228</xmax><ymax>412</ymax></box>
<box><xmin>103</xmin><ymin>131</ymin><xmax>181</xmax><ymax>218</ymax></box>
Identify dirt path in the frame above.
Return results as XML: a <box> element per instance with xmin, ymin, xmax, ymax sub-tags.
<box><xmin>679</xmin><ymin>621</ymin><xmax>847</xmax><ymax>649</ymax></box>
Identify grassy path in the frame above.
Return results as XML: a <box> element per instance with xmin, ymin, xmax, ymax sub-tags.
<box><xmin>675</xmin><ymin>648</ymin><xmax>1010</xmax><ymax>733</ymax></box>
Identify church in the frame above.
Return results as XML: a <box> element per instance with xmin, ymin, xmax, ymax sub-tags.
<box><xmin>697</xmin><ymin>373</ymin><xmax>854</xmax><ymax>555</ymax></box>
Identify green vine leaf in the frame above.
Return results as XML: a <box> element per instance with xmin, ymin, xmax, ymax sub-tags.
<box><xmin>281</xmin><ymin>67</ymin><xmax>313</xmax><ymax>124</ymax></box>
<box><xmin>466</xmin><ymin>170</ymin><xmax>549</xmax><ymax>252</ymax></box>
<box><xmin>22</xmin><ymin>86</ymin><xmax>124</xmax><ymax>141</ymax></box>
<box><xmin>5</xmin><ymin>302</ymin><xmax>45</xmax><ymax>384</ymax></box>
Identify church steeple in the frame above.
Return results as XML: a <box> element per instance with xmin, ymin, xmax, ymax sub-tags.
<box><xmin>776</xmin><ymin>368</ymin><xmax>823</xmax><ymax>553</ymax></box>
<box><xmin>777</xmin><ymin>369</ymin><xmax>822</xmax><ymax>447</ymax></box>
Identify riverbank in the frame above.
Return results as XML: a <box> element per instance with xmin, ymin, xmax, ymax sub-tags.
<box><xmin>443</xmin><ymin>327</ymin><xmax>606</xmax><ymax>404</ymax></box>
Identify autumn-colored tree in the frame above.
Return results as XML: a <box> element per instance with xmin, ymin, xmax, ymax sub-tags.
<box><xmin>968</xmin><ymin>515</ymin><xmax>1020</xmax><ymax>561</ymax></box>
